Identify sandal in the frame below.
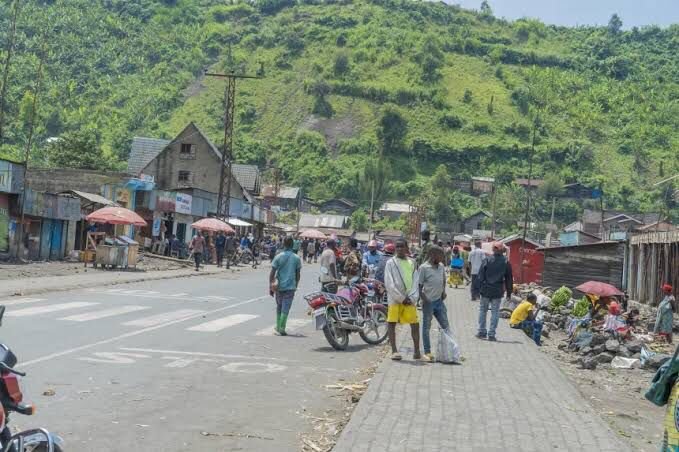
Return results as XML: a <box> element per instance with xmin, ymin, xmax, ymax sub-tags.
<box><xmin>391</xmin><ymin>352</ymin><xmax>402</xmax><ymax>361</ymax></box>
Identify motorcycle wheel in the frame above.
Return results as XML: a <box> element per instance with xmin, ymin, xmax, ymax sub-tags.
<box><xmin>322</xmin><ymin>310</ymin><xmax>349</xmax><ymax>350</ymax></box>
<box><xmin>359</xmin><ymin>308</ymin><xmax>388</xmax><ymax>345</ymax></box>
<box><xmin>241</xmin><ymin>253</ymin><xmax>252</xmax><ymax>265</ymax></box>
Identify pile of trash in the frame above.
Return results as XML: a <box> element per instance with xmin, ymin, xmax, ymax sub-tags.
<box><xmin>508</xmin><ymin>283</ymin><xmax>675</xmax><ymax>372</ymax></box>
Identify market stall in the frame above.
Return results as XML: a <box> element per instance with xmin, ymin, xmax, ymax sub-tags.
<box><xmin>85</xmin><ymin>207</ymin><xmax>147</xmax><ymax>270</ymax></box>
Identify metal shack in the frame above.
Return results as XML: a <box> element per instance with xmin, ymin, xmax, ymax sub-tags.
<box><xmin>541</xmin><ymin>241</ymin><xmax>626</xmax><ymax>291</ymax></box>
<box><xmin>627</xmin><ymin>230</ymin><xmax>679</xmax><ymax>306</ymax></box>
<box><xmin>502</xmin><ymin>235</ymin><xmax>544</xmax><ymax>284</ymax></box>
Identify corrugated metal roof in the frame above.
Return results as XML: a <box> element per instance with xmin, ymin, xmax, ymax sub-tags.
<box><xmin>231</xmin><ymin>164</ymin><xmax>260</xmax><ymax>193</ymax></box>
<box><xmin>299</xmin><ymin>213</ymin><xmax>347</xmax><ymax>229</ymax></box>
<box><xmin>127</xmin><ymin>137</ymin><xmax>171</xmax><ymax>175</ymax></box>
<box><xmin>379</xmin><ymin>202</ymin><xmax>412</xmax><ymax>213</ymax></box>
<box><xmin>472</xmin><ymin>176</ymin><xmax>495</xmax><ymax>182</ymax></box>
<box><xmin>65</xmin><ymin>190</ymin><xmax>118</xmax><ymax>207</ymax></box>
<box><xmin>261</xmin><ymin>184</ymin><xmax>300</xmax><ymax>199</ymax></box>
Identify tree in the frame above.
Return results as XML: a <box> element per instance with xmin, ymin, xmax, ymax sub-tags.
<box><xmin>377</xmin><ymin>104</ymin><xmax>407</xmax><ymax>154</ymax></box>
<box><xmin>537</xmin><ymin>174</ymin><xmax>564</xmax><ymax>199</ymax></box>
<box><xmin>358</xmin><ymin>158</ymin><xmax>391</xmax><ymax>222</ymax></box>
<box><xmin>480</xmin><ymin>1</ymin><xmax>493</xmax><ymax>18</ymax></box>
<box><xmin>462</xmin><ymin>89</ymin><xmax>473</xmax><ymax>104</ymax></box>
<box><xmin>494</xmin><ymin>183</ymin><xmax>526</xmax><ymax>232</ymax></box>
<box><xmin>428</xmin><ymin>164</ymin><xmax>456</xmax><ymax>227</ymax></box>
<box><xmin>44</xmin><ymin>128</ymin><xmax>111</xmax><ymax>170</ymax></box>
<box><xmin>608</xmin><ymin>14</ymin><xmax>623</xmax><ymax>35</ymax></box>
<box><xmin>333</xmin><ymin>52</ymin><xmax>350</xmax><ymax>76</ymax></box>
<box><xmin>350</xmin><ymin>209</ymin><xmax>369</xmax><ymax>232</ymax></box>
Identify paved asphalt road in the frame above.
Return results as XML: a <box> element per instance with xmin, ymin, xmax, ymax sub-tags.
<box><xmin>0</xmin><ymin>263</ymin><xmax>382</xmax><ymax>451</ymax></box>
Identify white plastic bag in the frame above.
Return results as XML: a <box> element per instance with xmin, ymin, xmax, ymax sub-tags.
<box><xmin>611</xmin><ymin>356</ymin><xmax>640</xmax><ymax>369</ymax></box>
<box><xmin>437</xmin><ymin>328</ymin><xmax>461</xmax><ymax>364</ymax></box>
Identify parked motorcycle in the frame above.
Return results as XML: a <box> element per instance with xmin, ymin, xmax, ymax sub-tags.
<box><xmin>0</xmin><ymin>306</ymin><xmax>64</xmax><ymax>452</ymax></box>
<box><xmin>305</xmin><ymin>278</ymin><xmax>388</xmax><ymax>350</ymax></box>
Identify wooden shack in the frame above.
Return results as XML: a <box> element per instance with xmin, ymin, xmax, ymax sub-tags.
<box><xmin>541</xmin><ymin>242</ymin><xmax>625</xmax><ymax>292</ymax></box>
<box><xmin>627</xmin><ymin>230</ymin><xmax>679</xmax><ymax>306</ymax></box>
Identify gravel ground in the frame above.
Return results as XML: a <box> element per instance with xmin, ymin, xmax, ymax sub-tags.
<box><xmin>0</xmin><ymin>254</ymin><xmax>187</xmax><ymax>281</ymax></box>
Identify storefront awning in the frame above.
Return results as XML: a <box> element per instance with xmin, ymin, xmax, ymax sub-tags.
<box><xmin>65</xmin><ymin>190</ymin><xmax>118</xmax><ymax>207</ymax></box>
<box><xmin>227</xmin><ymin>218</ymin><xmax>252</xmax><ymax>227</ymax></box>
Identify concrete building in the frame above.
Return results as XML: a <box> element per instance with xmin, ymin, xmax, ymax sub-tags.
<box><xmin>379</xmin><ymin>202</ymin><xmax>412</xmax><ymax>220</ymax></box>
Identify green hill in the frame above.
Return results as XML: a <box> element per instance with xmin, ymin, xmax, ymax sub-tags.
<box><xmin>1</xmin><ymin>0</ymin><xmax>677</xmax><ymax>226</ymax></box>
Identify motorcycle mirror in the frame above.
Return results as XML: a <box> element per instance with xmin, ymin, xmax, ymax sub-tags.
<box><xmin>0</xmin><ymin>305</ymin><xmax>4</xmax><ymax>326</ymax></box>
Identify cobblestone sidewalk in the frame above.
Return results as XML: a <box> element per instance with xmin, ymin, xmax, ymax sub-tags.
<box><xmin>334</xmin><ymin>289</ymin><xmax>633</xmax><ymax>452</ymax></box>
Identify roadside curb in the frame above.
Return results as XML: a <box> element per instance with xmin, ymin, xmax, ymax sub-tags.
<box><xmin>0</xmin><ymin>267</ymin><xmax>243</xmax><ymax>299</ymax></box>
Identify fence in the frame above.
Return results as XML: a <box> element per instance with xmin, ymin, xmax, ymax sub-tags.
<box><xmin>627</xmin><ymin>230</ymin><xmax>679</xmax><ymax>305</ymax></box>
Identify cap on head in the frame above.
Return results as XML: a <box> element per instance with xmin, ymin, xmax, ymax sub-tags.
<box><xmin>663</xmin><ymin>284</ymin><xmax>673</xmax><ymax>294</ymax></box>
<box><xmin>368</xmin><ymin>240</ymin><xmax>377</xmax><ymax>248</ymax></box>
<box><xmin>608</xmin><ymin>301</ymin><xmax>621</xmax><ymax>315</ymax></box>
<box><xmin>384</xmin><ymin>243</ymin><xmax>396</xmax><ymax>254</ymax></box>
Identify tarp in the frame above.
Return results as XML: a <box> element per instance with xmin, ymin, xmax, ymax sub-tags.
<box><xmin>191</xmin><ymin>218</ymin><xmax>235</xmax><ymax>233</ymax></box>
<box><xmin>86</xmin><ymin>207</ymin><xmax>147</xmax><ymax>226</ymax></box>
<box><xmin>227</xmin><ymin>218</ymin><xmax>252</xmax><ymax>227</ymax></box>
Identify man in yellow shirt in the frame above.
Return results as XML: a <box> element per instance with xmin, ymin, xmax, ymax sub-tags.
<box><xmin>509</xmin><ymin>294</ymin><xmax>543</xmax><ymax>346</ymax></box>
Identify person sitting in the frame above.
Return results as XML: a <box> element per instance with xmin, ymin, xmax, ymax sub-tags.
<box><xmin>509</xmin><ymin>293</ymin><xmax>543</xmax><ymax>346</ymax></box>
<box><xmin>602</xmin><ymin>301</ymin><xmax>627</xmax><ymax>335</ymax></box>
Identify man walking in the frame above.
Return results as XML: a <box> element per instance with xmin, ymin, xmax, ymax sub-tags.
<box><xmin>362</xmin><ymin>240</ymin><xmax>382</xmax><ymax>277</ymax></box>
<box><xmin>306</xmin><ymin>239</ymin><xmax>316</xmax><ymax>264</ymax></box>
<box><xmin>215</xmin><ymin>232</ymin><xmax>226</xmax><ymax>268</ymax></box>
<box><xmin>302</xmin><ymin>238</ymin><xmax>309</xmax><ymax>263</ymax></box>
<box><xmin>477</xmin><ymin>242</ymin><xmax>513</xmax><ymax>341</ymax></box>
<box><xmin>469</xmin><ymin>240</ymin><xmax>486</xmax><ymax>301</ymax></box>
<box><xmin>385</xmin><ymin>239</ymin><xmax>421</xmax><ymax>361</ymax></box>
<box><xmin>418</xmin><ymin>245</ymin><xmax>449</xmax><ymax>362</ymax></box>
<box><xmin>319</xmin><ymin>239</ymin><xmax>339</xmax><ymax>293</ymax></box>
<box><xmin>269</xmin><ymin>237</ymin><xmax>302</xmax><ymax>336</ymax></box>
<box><xmin>224</xmin><ymin>233</ymin><xmax>236</xmax><ymax>269</ymax></box>
<box><xmin>416</xmin><ymin>230</ymin><xmax>432</xmax><ymax>268</ymax></box>
<box><xmin>189</xmin><ymin>232</ymin><xmax>206</xmax><ymax>272</ymax></box>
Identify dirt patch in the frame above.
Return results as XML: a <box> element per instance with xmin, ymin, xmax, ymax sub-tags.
<box><xmin>301</xmin><ymin>110</ymin><xmax>359</xmax><ymax>154</ymax></box>
<box><xmin>541</xmin><ymin>330</ymin><xmax>665</xmax><ymax>451</ymax></box>
<box><xmin>0</xmin><ymin>254</ymin><xmax>187</xmax><ymax>281</ymax></box>
<box><xmin>300</xmin><ymin>345</ymin><xmax>387</xmax><ymax>451</ymax></box>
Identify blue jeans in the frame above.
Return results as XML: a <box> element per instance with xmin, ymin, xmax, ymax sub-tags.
<box><xmin>422</xmin><ymin>299</ymin><xmax>450</xmax><ymax>354</ymax></box>
<box><xmin>275</xmin><ymin>290</ymin><xmax>295</xmax><ymax>317</ymax></box>
<box><xmin>511</xmin><ymin>320</ymin><xmax>543</xmax><ymax>345</ymax></box>
<box><xmin>478</xmin><ymin>296</ymin><xmax>501</xmax><ymax>338</ymax></box>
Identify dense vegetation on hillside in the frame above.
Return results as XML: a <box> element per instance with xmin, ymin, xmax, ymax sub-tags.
<box><xmin>0</xmin><ymin>0</ymin><xmax>677</xmax><ymax>230</ymax></box>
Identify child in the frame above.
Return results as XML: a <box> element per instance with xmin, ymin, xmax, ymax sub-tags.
<box><xmin>418</xmin><ymin>245</ymin><xmax>449</xmax><ymax>362</ymax></box>
<box><xmin>509</xmin><ymin>293</ymin><xmax>543</xmax><ymax>346</ymax></box>
<box><xmin>448</xmin><ymin>246</ymin><xmax>464</xmax><ymax>289</ymax></box>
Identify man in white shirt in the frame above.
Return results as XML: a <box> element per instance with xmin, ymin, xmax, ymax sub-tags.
<box><xmin>468</xmin><ymin>240</ymin><xmax>486</xmax><ymax>301</ymax></box>
<box><xmin>319</xmin><ymin>239</ymin><xmax>338</xmax><ymax>294</ymax></box>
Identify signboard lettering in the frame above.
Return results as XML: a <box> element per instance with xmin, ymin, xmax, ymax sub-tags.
<box><xmin>175</xmin><ymin>193</ymin><xmax>192</xmax><ymax>215</ymax></box>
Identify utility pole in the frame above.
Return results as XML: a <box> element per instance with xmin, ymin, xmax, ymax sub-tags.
<box><xmin>18</xmin><ymin>48</ymin><xmax>45</xmax><ymax>259</ymax></box>
<box><xmin>520</xmin><ymin>119</ymin><xmax>537</xmax><ymax>284</ymax></box>
<box><xmin>205</xmin><ymin>66</ymin><xmax>261</xmax><ymax>221</ymax></box>
<box><xmin>368</xmin><ymin>179</ymin><xmax>375</xmax><ymax>239</ymax></box>
<box><xmin>550</xmin><ymin>196</ymin><xmax>556</xmax><ymax>226</ymax></box>
<box><xmin>490</xmin><ymin>184</ymin><xmax>497</xmax><ymax>238</ymax></box>
<box><xmin>0</xmin><ymin>0</ymin><xmax>21</xmax><ymax>141</ymax></box>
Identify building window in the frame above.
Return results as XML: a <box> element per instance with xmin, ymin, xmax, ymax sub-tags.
<box><xmin>180</xmin><ymin>143</ymin><xmax>195</xmax><ymax>159</ymax></box>
<box><xmin>178</xmin><ymin>171</ymin><xmax>192</xmax><ymax>185</ymax></box>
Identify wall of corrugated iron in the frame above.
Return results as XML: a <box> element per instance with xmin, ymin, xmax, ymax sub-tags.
<box><xmin>542</xmin><ymin>242</ymin><xmax>625</xmax><ymax>292</ymax></box>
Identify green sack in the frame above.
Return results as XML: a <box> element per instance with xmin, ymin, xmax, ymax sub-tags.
<box><xmin>645</xmin><ymin>344</ymin><xmax>679</xmax><ymax>407</ymax></box>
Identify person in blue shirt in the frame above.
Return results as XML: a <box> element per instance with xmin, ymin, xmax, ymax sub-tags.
<box><xmin>362</xmin><ymin>240</ymin><xmax>383</xmax><ymax>276</ymax></box>
<box><xmin>269</xmin><ymin>237</ymin><xmax>302</xmax><ymax>336</ymax></box>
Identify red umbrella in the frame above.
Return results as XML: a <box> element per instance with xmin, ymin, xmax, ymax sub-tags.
<box><xmin>191</xmin><ymin>218</ymin><xmax>235</xmax><ymax>234</ymax></box>
<box><xmin>575</xmin><ymin>281</ymin><xmax>624</xmax><ymax>297</ymax></box>
<box><xmin>299</xmin><ymin>229</ymin><xmax>327</xmax><ymax>239</ymax></box>
<box><xmin>86</xmin><ymin>206</ymin><xmax>147</xmax><ymax>227</ymax></box>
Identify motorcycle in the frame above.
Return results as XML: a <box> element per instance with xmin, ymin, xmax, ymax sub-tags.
<box><xmin>0</xmin><ymin>306</ymin><xmax>64</xmax><ymax>452</ymax></box>
<box><xmin>305</xmin><ymin>278</ymin><xmax>388</xmax><ymax>350</ymax></box>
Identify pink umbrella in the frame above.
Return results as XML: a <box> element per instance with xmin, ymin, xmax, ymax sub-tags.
<box><xmin>191</xmin><ymin>218</ymin><xmax>235</xmax><ymax>234</ymax></box>
<box><xmin>86</xmin><ymin>206</ymin><xmax>147</xmax><ymax>227</ymax></box>
<box><xmin>299</xmin><ymin>229</ymin><xmax>327</xmax><ymax>239</ymax></box>
<box><xmin>575</xmin><ymin>281</ymin><xmax>624</xmax><ymax>297</ymax></box>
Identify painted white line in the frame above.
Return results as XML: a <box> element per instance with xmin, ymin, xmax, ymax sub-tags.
<box><xmin>0</xmin><ymin>298</ymin><xmax>46</xmax><ymax>307</ymax></box>
<box><xmin>187</xmin><ymin>314</ymin><xmax>258</xmax><ymax>333</ymax></box>
<box><xmin>255</xmin><ymin>318</ymin><xmax>308</xmax><ymax>336</ymax></box>
<box><xmin>7</xmin><ymin>302</ymin><xmax>98</xmax><ymax>317</ymax></box>
<box><xmin>58</xmin><ymin>305</ymin><xmax>150</xmax><ymax>322</ymax></box>
<box><xmin>18</xmin><ymin>296</ymin><xmax>269</xmax><ymax>368</ymax></box>
<box><xmin>119</xmin><ymin>347</ymin><xmax>294</xmax><ymax>362</ymax></box>
<box><xmin>86</xmin><ymin>292</ymin><xmax>228</xmax><ymax>302</ymax></box>
<box><xmin>122</xmin><ymin>309</ymin><xmax>205</xmax><ymax>327</ymax></box>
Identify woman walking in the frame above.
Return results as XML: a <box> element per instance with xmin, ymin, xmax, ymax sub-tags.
<box><xmin>654</xmin><ymin>284</ymin><xmax>676</xmax><ymax>343</ymax></box>
<box><xmin>448</xmin><ymin>246</ymin><xmax>464</xmax><ymax>289</ymax></box>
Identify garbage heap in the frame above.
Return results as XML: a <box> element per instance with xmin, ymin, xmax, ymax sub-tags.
<box><xmin>507</xmin><ymin>283</ymin><xmax>675</xmax><ymax>371</ymax></box>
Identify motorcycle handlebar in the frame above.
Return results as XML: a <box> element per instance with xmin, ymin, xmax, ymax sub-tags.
<box><xmin>0</xmin><ymin>361</ymin><xmax>25</xmax><ymax>377</ymax></box>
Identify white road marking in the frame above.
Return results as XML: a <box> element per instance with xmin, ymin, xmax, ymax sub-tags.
<box><xmin>220</xmin><ymin>362</ymin><xmax>287</xmax><ymax>373</ymax></box>
<box><xmin>197</xmin><ymin>295</ymin><xmax>234</xmax><ymax>301</ymax></box>
<box><xmin>87</xmin><ymin>291</ymin><xmax>230</xmax><ymax>302</ymax></box>
<box><xmin>122</xmin><ymin>309</ymin><xmax>205</xmax><ymax>327</ymax></box>
<box><xmin>255</xmin><ymin>318</ymin><xmax>308</xmax><ymax>336</ymax></box>
<box><xmin>18</xmin><ymin>296</ymin><xmax>269</xmax><ymax>368</ymax></box>
<box><xmin>187</xmin><ymin>314</ymin><xmax>258</xmax><ymax>332</ymax></box>
<box><xmin>78</xmin><ymin>352</ymin><xmax>150</xmax><ymax>364</ymax></box>
<box><xmin>162</xmin><ymin>357</ymin><xmax>196</xmax><ymax>368</ymax></box>
<box><xmin>0</xmin><ymin>298</ymin><xmax>46</xmax><ymax>307</ymax></box>
<box><xmin>59</xmin><ymin>305</ymin><xmax>150</xmax><ymax>322</ymax></box>
<box><xmin>119</xmin><ymin>347</ymin><xmax>293</xmax><ymax>362</ymax></box>
<box><xmin>7</xmin><ymin>302</ymin><xmax>98</xmax><ymax>317</ymax></box>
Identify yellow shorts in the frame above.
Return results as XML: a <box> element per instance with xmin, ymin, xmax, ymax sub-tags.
<box><xmin>387</xmin><ymin>304</ymin><xmax>419</xmax><ymax>324</ymax></box>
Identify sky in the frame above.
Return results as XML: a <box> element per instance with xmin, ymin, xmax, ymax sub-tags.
<box><xmin>448</xmin><ymin>0</ymin><xmax>679</xmax><ymax>28</ymax></box>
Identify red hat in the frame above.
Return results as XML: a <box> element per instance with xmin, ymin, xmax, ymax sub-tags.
<box><xmin>608</xmin><ymin>301</ymin><xmax>621</xmax><ymax>316</ymax></box>
<box><xmin>384</xmin><ymin>243</ymin><xmax>395</xmax><ymax>254</ymax></box>
<box><xmin>663</xmin><ymin>284</ymin><xmax>673</xmax><ymax>294</ymax></box>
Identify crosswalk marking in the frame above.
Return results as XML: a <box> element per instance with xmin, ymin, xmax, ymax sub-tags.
<box><xmin>123</xmin><ymin>309</ymin><xmax>205</xmax><ymax>327</ymax></box>
<box><xmin>187</xmin><ymin>314</ymin><xmax>258</xmax><ymax>333</ymax></box>
<box><xmin>58</xmin><ymin>305</ymin><xmax>150</xmax><ymax>322</ymax></box>
<box><xmin>255</xmin><ymin>319</ymin><xmax>309</xmax><ymax>336</ymax></box>
<box><xmin>0</xmin><ymin>298</ymin><xmax>46</xmax><ymax>307</ymax></box>
<box><xmin>7</xmin><ymin>302</ymin><xmax>98</xmax><ymax>317</ymax></box>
